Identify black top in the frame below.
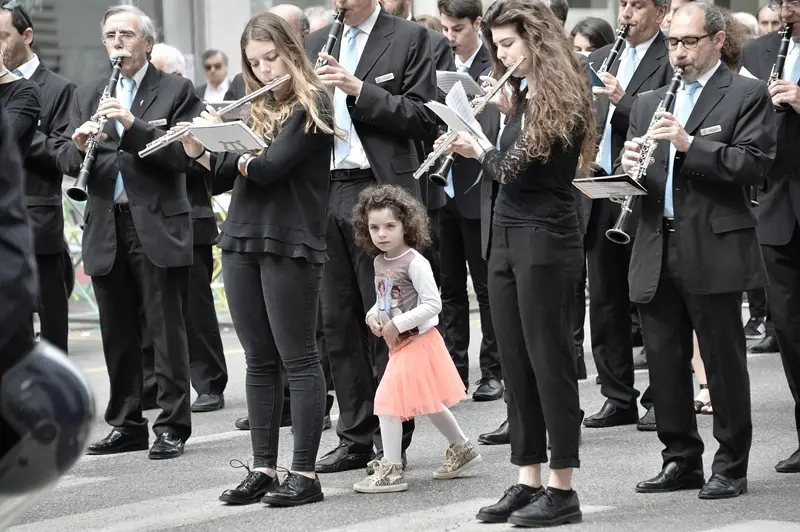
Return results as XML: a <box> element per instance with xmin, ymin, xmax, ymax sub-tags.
<box><xmin>0</xmin><ymin>77</ymin><xmax>41</xmax><ymax>157</ymax></box>
<box><xmin>212</xmin><ymin>92</ymin><xmax>334</xmax><ymax>263</ymax></box>
<box><xmin>482</xmin><ymin>94</ymin><xmax>583</xmax><ymax>233</ymax></box>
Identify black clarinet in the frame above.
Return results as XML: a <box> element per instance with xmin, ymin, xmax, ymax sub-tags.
<box><xmin>598</xmin><ymin>24</ymin><xmax>630</xmax><ymax>75</ymax></box>
<box><xmin>314</xmin><ymin>9</ymin><xmax>346</xmax><ymax>69</ymax></box>
<box><xmin>66</xmin><ymin>55</ymin><xmax>126</xmax><ymax>202</ymax></box>
<box><xmin>769</xmin><ymin>23</ymin><xmax>793</xmax><ymax>111</ymax></box>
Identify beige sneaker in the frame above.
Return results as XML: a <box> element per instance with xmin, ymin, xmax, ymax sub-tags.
<box><xmin>353</xmin><ymin>458</ymin><xmax>408</xmax><ymax>493</ymax></box>
<box><xmin>433</xmin><ymin>440</ymin><xmax>483</xmax><ymax>480</ymax></box>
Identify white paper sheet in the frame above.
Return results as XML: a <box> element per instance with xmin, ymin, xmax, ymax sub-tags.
<box><xmin>738</xmin><ymin>66</ymin><xmax>758</xmax><ymax>80</ymax></box>
<box><xmin>424</xmin><ymin>101</ymin><xmax>491</xmax><ymax>147</ymax></box>
<box><xmin>437</xmin><ymin>70</ymin><xmax>485</xmax><ymax>97</ymax></box>
<box><xmin>187</xmin><ymin>120</ymin><xmax>266</xmax><ymax>153</ymax></box>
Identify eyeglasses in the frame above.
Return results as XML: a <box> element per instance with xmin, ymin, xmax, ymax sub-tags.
<box><xmin>204</xmin><ymin>63</ymin><xmax>224</xmax><ymax>71</ymax></box>
<box><xmin>101</xmin><ymin>30</ymin><xmax>139</xmax><ymax>44</ymax></box>
<box><xmin>769</xmin><ymin>0</ymin><xmax>800</xmax><ymax>10</ymax></box>
<box><xmin>666</xmin><ymin>33</ymin><xmax>715</xmax><ymax>50</ymax></box>
<box><xmin>0</xmin><ymin>0</ymin><xmax>33</xmax><ymax>31</ymax></box>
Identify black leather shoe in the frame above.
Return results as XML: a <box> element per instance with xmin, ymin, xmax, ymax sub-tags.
<box><xmin>636</xmin><ymin>461</ymin><xmax>705</xmax><ymax>493</ymax></box>
<box><xmin>633</xmin><ymin>347</ymin><xmax>648</xmax><ymax>370</ymax></box>
<box><xmin>366</xmin><ymin>450</ymin><xmax>407</xmax><ymax>474</ymax></box>
<box><xmin>776</xmin><ymin>449</ymin><xmax>800</xmax><ymax>473</ymax></box>
<box><xmin>86</xmin><ymin>430</ymin><xmax>149</xmax><ymax>455</ymax></box>
<box><xmin>472</xmin><ymin>376</ymin><xmax>504</xmax><ymax>401</ymax></box>
<box><xmin>262</xmin><ymin>472</ymin><xmax>324</xmax><ymax>506</ymax></box>
<box><xmin>508</xmin><ymin>487</ymin><xmax>582</xmax><ymax>527</ymax></box>
<box><xmin>219</xmin><ymin>466</ymin><xmax>280</xmax><ymax>505</ymax></box>
<box><xmin>476</xmin><ymin>484</ymin><xmax>543</xmax><ymax>523</ymax></box>
<box><xmin>637</xmin><ymin>407</ymin><xmax>657</xmax><ymax>431</ymax></box>
<box><xmin>148</xmin><ymin>432</ymin><xmax>185</xmax><ymax>460</ymax></box>
<box><xmin>192</xmin><ymin>393</ymin><xmax>224</xmax><ymax>413</ymax></box>
<box><xmin>583</xmin><ymin>400</ymin><xmax>639</xmax><ymax>428</ymax></box>
<box><xmin>478</xmin><ymin>419</ymin><xmax>509</xmax><ymax>445</ymax></box>
<box><xmin>698</xmin><ymin>474</ymin><xmax>747</xmax><ymax>499</ymax></box>
<box><xmin>576</xmin><ymin>345</ymin><xmax>587</xmax><ymax>380</ymax></box>
<box><xmin>749</xmin><ymin>334</ymin><xmax>779</xmax><ymax>353</ymax></box>
<box><xmin>235</xmin><ymin>417</ymin><xmax>250</xmax><ymax>430</ymax></box>
<box><xmin>314</xmin><ymin>442</ymin><xmax>371</xmax><ymax>474</ymax></box>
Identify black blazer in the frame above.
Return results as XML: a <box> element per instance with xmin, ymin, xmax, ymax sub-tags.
<box><xmin>450</xmin><ymin>45</ymin><xmax>501</xmax><ymax>221</ymax></box>
<box><xmin>0</xmin><ymin>77</ymin><xmax>41</xmax><ymax>156</ymax></box>
<box><xmin>0</xmin><ymin>106</ymin><xmax>38</xmax><ymax>354</ymax></box>
<box><xmin>304</xmin><ymin>7</ymin><xmax>438</xmax><ymax>196</ymax></box>
<box><xmin>223</xmin><ymin>75</ymin><xmax>246</xmax><ymax>101</ymax></box>
<box><xmin>584</xmin><ymin>33</ymin><xmax>673</xmax><ymax>234</ymax></box>
<box><xmin>56</xmin><ymin>64</ymin><xmax>204</xmax><ymax>276</ymax></box>
<box><xmin>417</xmin><ymin>27</ymin><xmax>455</xmax><ymax>213</ymax></box>
<box><xmin>622</xmin><ymin>65</ymin><xmax>775</xmax><ymax>303</ymax></box>
<box><xmin>740</xmin><ymin>31</ymin><xmax>800</xmax><ymax>246</ymax></box>
<box><xmin>187</xmin><ymin>168</ymin><xmax>219</xmax><ymax>247</ymax></box>
<box><xmin>24</xmin><ymin>65</ymin><xmax>76</xmax><ymax>255</ymax></box>
<box><xmin>212</xmin><ymin>93</ymin><xmax>334</xmax><ymax>257</ymax></box>
<box><xmin>195</xmin><ymin>83</ymin><xmax>207</xmax><ymax>100</ymax></box>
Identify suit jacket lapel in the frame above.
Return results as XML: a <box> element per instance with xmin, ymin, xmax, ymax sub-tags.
<box><xmin>624</xmin><ymin>33</ymin><xmax>667</xmax><ymax>98</ymax></box>
<box><xmin>684</xmin><ymin>65</ymin><xmax>730</xmax><ymax>134</ymax></box>
<box><xmin>354</xmin><ymin>9</ymin><xmax>394</xmax><ymax>80</ymax></box>
<box><xmin>30</xmin><ymin>64</ymin><xmax>48</xmax><ymax>89</ymax></box>
<box><xmin>131</xmin><ymin>63</ymin><xmax>160</xmax><ymax>119</ymax></box>
<box><xmin>469</xmin><ymin>45</ymin><xmax>491</xmax><ymax>80</ymax></box>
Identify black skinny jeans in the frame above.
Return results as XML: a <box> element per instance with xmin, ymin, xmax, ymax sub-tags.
<box><xmin>222</xmin><ymin>251</ymin><xmax>326</xmax><ymax>471</ymax></box>
<box><xmin>488</xmin><ymin>225</ymin><xmax>583</xmax><ymax>470</ymax></box>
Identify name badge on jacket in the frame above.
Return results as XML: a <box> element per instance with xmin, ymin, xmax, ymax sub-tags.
<box><xmin>700</xmin><ymin>125</ymin><xmax>721</xmax><ymax>136</ymax></box>
<box><xmin>148</xmin><ymin>118</ymin><xmax>168</xmax><ymax>127</ymax></box>
<box><xmin>375</xmin><ymin>73</ymin><xmax>395</xmax><ymax>84</ymax></box>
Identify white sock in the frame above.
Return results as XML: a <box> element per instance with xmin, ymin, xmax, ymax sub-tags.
<box><xmin>378</xmin><ymin>415</ymin><xmax>404</xmax><ymax>465</ymax></box>
<box><xmin>427</xmin><ymin>406</ymin><xmax>467</xmax><ymax>445</ymax></box>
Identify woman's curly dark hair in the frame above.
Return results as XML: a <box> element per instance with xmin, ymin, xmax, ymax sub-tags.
<box><xmin>352</xmin><ymin>184</ymin><xmax>432</xmax><ymax>257</ymax></box>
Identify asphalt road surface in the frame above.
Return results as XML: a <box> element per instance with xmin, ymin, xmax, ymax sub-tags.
<box><xmin>9</xmin><ymin>309</ymin><xmax>800</xmax><ymax>532</ymax></box>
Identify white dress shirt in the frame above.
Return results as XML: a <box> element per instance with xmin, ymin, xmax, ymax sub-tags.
<box><xmin>782</xmin><ymin>37</ymin><xmax>800</xmax><ymax>82</ymax></box>
<box><xmin>113</xmin><ymin>62</ymin><xmax>149</xmax><ymax>204</ymax></box>
<box><xmin>15</xmin><ymin>53</ymin><xmax>40</xmax><ymax>79</ymax></box>
<box><xmin>203</xmin><ymin>79</ymin><xmax>230</xmax><ymax>103</ymax></box>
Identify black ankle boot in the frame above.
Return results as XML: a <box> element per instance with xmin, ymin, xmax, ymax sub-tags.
<box><xmin>476</xmin><ymin>484</ymin><xmax>543</xmax><ymax>523</ymax></box>
<box><xmin>219</xmin><ymin>465</ymin><xmax>280</xmax><ymax>505</ymax></box>
<box><xmin>261</xmin><ymin>472</ymin><xmax>324</xmax><ymax>507</ymax></box>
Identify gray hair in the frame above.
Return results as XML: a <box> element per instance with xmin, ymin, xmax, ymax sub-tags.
<box><xmin>304</xmin><ymin>6</ymin><xmax>335</xmax><ymax>24</ymax></box>
<box><xmin>653</xmin><ymin>0</ymin><xmax>670</xmax><ymax>9</ymax></box>
<box><xmin>732</xmin><ymin>11</ymin><xmax>758</xmax><ymax>35</ymax></box>
<box><xmin>151</xmin><ymin>43</ymin><xmax>186</xmax><ymax>75</ymax></box>
<box><xmin>676</xmin><ymin>1</ymin><xmax>725</xmax><ymax>34</ymax></box>
<box><xmin>102</xmin><ymin>4</ymin><xmax>158</xmax><ymax>44</ymax></box>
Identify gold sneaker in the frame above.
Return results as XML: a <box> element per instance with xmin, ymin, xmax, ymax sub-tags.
<box><xmin>433</xmin><ymin>440</ymin><xmax>483</xmax><ymax>480</ymax></box>
<box><xmin>353</xmin><ymin>458</ymin><xmax>408</xmax><ymax>493</ymax></box>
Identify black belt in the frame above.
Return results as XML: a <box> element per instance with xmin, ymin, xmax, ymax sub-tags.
<box><xmin>113</xmin><ymin>203</ymin><xmax>130</xmax><ymax>213</ymax></box>
<box><xmin>330</xmin><ymin>168</ymin><xmax>373</xmax><ymax>182</ymax></box>
<box><xmin>663</xmin><ymin>217</ymin><xmax>675</xmax><ymax>232</ymax></box>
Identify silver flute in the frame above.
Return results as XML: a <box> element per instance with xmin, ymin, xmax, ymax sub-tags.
<box><xmin>137</xmin><ymin>74</ymin><xmax>291</xmax><ymax>158</ymax></box>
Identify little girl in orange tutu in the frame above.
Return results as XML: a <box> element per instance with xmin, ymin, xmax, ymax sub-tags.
<box><xmin>350</xmin><ymin>184</ymin><xmax>482</xmax><ymax>494</ymax></box>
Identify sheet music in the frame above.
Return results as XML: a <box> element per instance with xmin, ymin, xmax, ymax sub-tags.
<box><xmin>437</xmin><ymin>71</ymin><xmax>485</xmax><ymax>97</ymax></box>
<box><xmin>445</xmin><ymin>82</ymin><xmax>475</xmax><ymax>125</ymax></box>
<box><xmin>424</xmin><ymin>101</ymin><xmax>491</xmax><ymax>147</ymax></box>
<box><xmin>737</xmin><ymin>66</ymin><xmax>758</xmax><ymax>80</ymax></box>
<box><xmin>572</xmin><ymin>174</ymin><xmax>647</xmax><ymax>199</ymax></box>
<box><xmin>588</xmin><ymin>65</ymin><xmax>608</xmax><ymax>88</ymax></box>
<box><xmin>187</xmin><ymin>120</ymin><xmax>266</xmax><ymax>154</ymax></box>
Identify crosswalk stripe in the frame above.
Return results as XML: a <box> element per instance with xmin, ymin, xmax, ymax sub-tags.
<box><xmin>319</xmin><ymin>499</ymin><xmax>614</xmax><ymax>532</ymax></box>
<box><xmin>700</xmin><ymin>521</ymin><xmax>800</xmax><ymax>532</ymax></box>
<box><xmin>53</xmin><ymin>475</ymin><xmax>115</xmax><ymax>490</ymax></box>
<box><xmin>9</xmin><ymin>485</ymin><xmax>352</xmax><ymax>532</ymax></box>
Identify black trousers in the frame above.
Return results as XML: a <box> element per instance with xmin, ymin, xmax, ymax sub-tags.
<box><xmin>762</xmin><ymin>224</ymin><xmax>800</xmax><ymax>444</ymax></box>
<box><xmin>34</xmin><ymin>252</ymin><xmax>69</xmax><ymax>353</ymax></box>
<box><xmin>222</xmin><ymin>251</ymin><xmax>326</xmax><ymax>471</ymax></box>
<box><xmin>639</xmin><ymin>229</ymin><xmax>752</xmax><ymax>478</ymax></box>
<box><xmin>586</xmin><ymin>199</ymin><xmax>651</xmax><ymax>410</ymax></box>
<box><xmin>439</xmin><ymin>200</ymin><xmax>500</xmax><ymax>385</ymax></box>
<box><xmin>574</xmin><ymin>253</ymin><xmax>587</xmax><ymax>348</ymax></box>
<box><xmin>321</xmin><ymin>177</ymin><xmax>413</xmax><ymax>455</ymax></box>
<box><xmin>142</xmin><ymin>245</ymin><xmax>227</xmax><ymax>397</ymax></box>
<box><xmin>92</xmin><ymin>210</ymin><xmax>192</xmax><ymax>440</ymax></box>
<box><xmin>489</xmin><ymin>225</ymin><xmax>582</xmax><ymax>469</ymax></box>
<box><xmin>423</xmin><ymin>208</ymin><xmax>441</xmax><ymax>288</ymax></box>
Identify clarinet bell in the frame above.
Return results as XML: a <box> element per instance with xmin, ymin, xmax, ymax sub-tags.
<box><xmin>429</xmin><ymin>171</ymin><xmax>448</xmax><ymax>187</ymax></box>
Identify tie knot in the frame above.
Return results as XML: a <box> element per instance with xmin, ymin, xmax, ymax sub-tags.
<box><xmin>12</xmin><ymin>69</ymin><xmax>22</xmax><ymax>78</ymax></box>
<box><xmin>121</xmin><ymin>77</ymin><xmax>134</xmax><ymax>91</ymax></box>
<box><xmin>347</xmin><ymin>27</ymin><xmax>361</xmax><ymax>41</ymax></box>
<box><xmin>627</xmin><ymin>45</ymin><xmax>637</xmax><ymax>60</ymax></box>
<box><xmin>458</xmin><ymin>64</ymin><xmax>469</xmax><ymax>73</ymax></box>
<box><xmin>683</xmin><ymin>81</ymin><xmax>700</xmax><ymax>96</ymax></box>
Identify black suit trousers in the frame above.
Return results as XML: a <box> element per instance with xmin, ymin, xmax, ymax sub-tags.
<box><xmin>638</xmin><ymin>230</ymin><xmax>752</xmax><ymax>478</ymax></box>
<box><xmin>586</xmin><ymin>199</ymin><xmax>650</xmax><ymax>410</ymax></box>
<box><xmin>439</xmin><ymin>200</ymin><xmax>499</xmax><ymax>384</ymax></box>
<box><xmin>34</xmin><ymin>252</ymin><xmax>69</xmax><ymax>353</ymax></box>
<box><xmin>321</xmin><ymin>177</ymin><xmax>413</xmax><ymax>454</ymax></box>
<box><xmin>761</xmin><ymin>225</ymin><xmax>800</xmax><ymax>443</ymax></box>
<box><xmin>488</xmin><ymin>225</ymin><xmax>582</xmax><ymax>469</ymax></box>
<box><xmin>94</xmin><ymin>209</ymin><xmax>192</xmax><ymax>441</ymax></box>
<box><xmin>143</xmin><ymin>245</ymin><xmax>228</xmax><ymax>397</ymax></box>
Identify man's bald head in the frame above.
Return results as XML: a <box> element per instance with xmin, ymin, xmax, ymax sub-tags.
<box><xmin>269</xmin><ymin>4</ymin><xmax>310</xmax><ymax>40</ymax></box>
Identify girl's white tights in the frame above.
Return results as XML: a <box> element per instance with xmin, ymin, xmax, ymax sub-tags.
<box><xmin>378</xmin><ymin>405</ymin><xmax>467</xmax><ymax>465</ymax></box>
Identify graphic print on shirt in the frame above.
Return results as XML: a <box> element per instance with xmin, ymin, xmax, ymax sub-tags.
<box><xmin>374</xmin><ymin>251</ymin><xmax>420</xmax><ymax>341</ymax></box>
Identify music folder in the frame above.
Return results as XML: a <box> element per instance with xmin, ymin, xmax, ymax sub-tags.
<box><xmin>187</xmin><ymin>120</ymin><xmax>266</xmax><ymax>154</ymax></box>
<box><xmin>572</xmin><ymin>174</ymin><xmax>647</xmax><ymax>199</ymax></box>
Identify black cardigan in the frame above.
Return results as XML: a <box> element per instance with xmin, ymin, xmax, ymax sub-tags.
<box><xmin>211</xmin><ymin>92</ymin><xmax>334</xmax><ymax>263</ymax></box>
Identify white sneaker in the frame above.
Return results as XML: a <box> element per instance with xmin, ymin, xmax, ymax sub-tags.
<box><xmin>353</xmin><ymin>458</ymin><xmax>408</xmax><ymax>493</ymax></box>
<box><xmin>433</xmin><ymin>440</ymin><xmax>483</xmax><ymax>480</ymax></box>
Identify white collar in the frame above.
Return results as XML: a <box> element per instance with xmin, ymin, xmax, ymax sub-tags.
<box><xmin>456</xmin><ymin>39</ymin><xmax>483</xmax><ymax>71</ymax></box>
<box><xmin>690</xmin><ymin>59</ymin><xmax>722</xmax><ymax>89</ymax></box>
<box><xmin>125</xmin><ymin>61</ymin><xmax>149</xmax><ymax>89</ymax></box>
<box><xmin>15</xmin><ymin>54</ymin><xmax>40</xmax><ymax>80</ymax></box>
<box><xmin>344</xmin><ymin>4</ymin><xmax>381</xmax><ymax>38</ymax></box>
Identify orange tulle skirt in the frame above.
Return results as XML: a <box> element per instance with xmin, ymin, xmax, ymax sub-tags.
<box><xmin>374</xmin><ymin>327</ymin><xmax>467</xmax><ymax>420</ymax></box>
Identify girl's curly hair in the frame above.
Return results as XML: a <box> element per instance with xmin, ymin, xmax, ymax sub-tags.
<box><xmin>352</xmin><ymin>185</ymin><xmax>432</xmax><ymax>257</ymax></box>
